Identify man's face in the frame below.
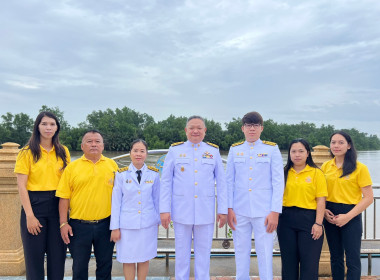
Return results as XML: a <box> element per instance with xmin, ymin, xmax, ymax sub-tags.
<box><xmin>185</xmin><ymin>118</ymin><xmax>207</xmax><ymax>144</ymax></box>
<box><xmin>81</xmin><ymin>132</ymin><xmax>104</xmax><ymax>157</ymax></box>
<box><xmin>241</xmin><ymin>123</ymin><xmax>264</xmax><ymax>143</ymax></box>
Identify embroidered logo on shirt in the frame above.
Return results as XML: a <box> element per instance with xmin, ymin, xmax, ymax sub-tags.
<box><xmin>202</xmin><ymin>152</ymin><xmax>213</xmax><ymax>159</ymax></box>
<box><xmin>344</xmin><ymin>175</ymin><xmax>350</xmax><ymax>180</ymax></box>
<box><xmin>305</xmin><ymin>176</ymin><xmax>312</xmax><ymax>183</ymax></box>
<box><xmin>257</xmin><ymin>153</ymin><xmax>268</xmax><ymax>157</ymax></box>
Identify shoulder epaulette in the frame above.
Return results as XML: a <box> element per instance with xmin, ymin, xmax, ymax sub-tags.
<box><xmin>231</xmin><ymin>141</ymin><xmax>244</xmax><ymax>147</ymax></box>
<box><xmin>171</xmin><ymin>141</ymin><xmax>184</xmax><ymax>147</ymax></box>
<box><xmin>262</xmin><ymin>140</ymin><xmax>277</xmax><ymax>146</ymax></box>
<box><xmin>147</xmin><ymin>166</ymin><xmax>159</xmax><ymax>173</ymax></box>
<box><xmin>206</xmin><ymin>142</ymin><xmax>219</xmax><ymax>149</ymax></box>
<box><xmin>117</xmin><ymin>166</ymin><xmax>129</xmax><ymax>173</ymax></box>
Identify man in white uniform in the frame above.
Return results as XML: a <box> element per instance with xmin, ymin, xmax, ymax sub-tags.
<box><xmin>160</xmin><ymin>116</ymin><xmax>228</xmax><ymax>280</ymax></box>
<box><xmin>227</xmin><ymin>111</ymin><xmax>284</xmax><ymax>280</ymax></box>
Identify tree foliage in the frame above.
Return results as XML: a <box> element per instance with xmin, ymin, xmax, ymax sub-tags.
<box><xmin>1</xmin><ymin>106</ymin><xmax>379</xmax><ymax>151</ymax></box>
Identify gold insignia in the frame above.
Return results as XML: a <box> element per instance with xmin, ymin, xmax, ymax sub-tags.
<box><xmin>147</xmin><ymin>166</ymin><xmax>159</xmax><ymax>173</ymax></box>
<box><xmin>231</xmin><ymin>141</ymin><xmax>244</xmax><ymax>147</ymax></box>
<box><xmin>144</xmin><ymin>180</ymin><xmax>153</xmax><ymax>184</ymax></box>
<box><xmin>305</xmin><ymin>176</ymin><xmax>312</xmax><ymax>183</ymax></box>
<box><xmin>171</xmin><ymin>142</ymin><xmax>184</xmax><ymax>147</ymax></box>
<box><xmin>183</xmin><ymin>153</ymin><xmax>186</xmax><ymax>157</ymax></box>
<box><xmin>206</xmin><ymin>142</ymin><xmax>219</xmax><ymax>149</ymax></box>
<box><xmin>181</xmin><ymin>166</ymin><xmax>185</xmax><ymax>172</ymax></box>
<box><xmin>262</xmin><ymin>140</ymin><xmax>277</xmax><ymax>146</ymax></box>
<box><xmin>240</xmin><ymin>152</ymin><xmax>244</xmax><ymax>156</ymax></box>
<box><xmin>129</xmin><ymin>180</ymin><xmax>132</xmax><ymax>183</ymax></box>
<box><xmin>118</xmin><ymin>166</ymin><xmax>129</xmax><ymax>173</ymax></box>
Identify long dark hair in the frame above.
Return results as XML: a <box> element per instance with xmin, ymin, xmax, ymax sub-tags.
<box><xmin>330</xmin><ymin>131</ymin><xmax>357</xmax><ymax>177</ymax></box>
<box><xmin>22</xmin><ymin>111</ymin><xmax>69</xmax><ymax>169</ymax></box>
<box><xmin>284</xmin><ymin>139</ymin><xmax>318</xmax><ymax>183</ymax></box>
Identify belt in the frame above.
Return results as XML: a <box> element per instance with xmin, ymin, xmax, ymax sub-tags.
<box><xmin>70</xmin><ymin>216</ymin><xmax>110</xmax><ymax>224</ymax></box>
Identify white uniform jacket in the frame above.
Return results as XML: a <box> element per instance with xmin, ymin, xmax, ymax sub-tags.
<box><xmin>110</xmin><ymin>163</ymin><xmax>160</xmax><ymax>230</ymax></box>
<box><xmin>226</xmin><ymin>139</ymin><xmax>284</xmax><ymax>217</ymax></box>
<box><xmin>160</xmin><ymin>141</ymin><xmax>228</xmax><ymax>225</ymax></box>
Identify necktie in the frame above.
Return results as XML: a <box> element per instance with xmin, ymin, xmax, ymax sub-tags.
<box><xmin>136</xmin><ymin>170</ymin><xmax>142</xmax><ymax>184</ymax></box>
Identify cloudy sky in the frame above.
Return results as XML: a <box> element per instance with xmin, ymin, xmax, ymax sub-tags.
<box><xmin>1</xmin><ymin>0</ymin><xmax>380</xmax><ymax>136</ymax></box>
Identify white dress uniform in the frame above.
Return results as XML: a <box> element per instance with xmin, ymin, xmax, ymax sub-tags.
<box><xmin>110</xmin><ymin>163</ymin><xmax>160</xmax><ymax>263</ymax></box>
<box><xmin>160</xmin><ymin>141</ymin><xmax>228</xmax><ymax>280</ymax></box>
<box><xmin>226</xmin><ymin>139</ymin><xmax>284</xmax><ymax>280</ymax></box>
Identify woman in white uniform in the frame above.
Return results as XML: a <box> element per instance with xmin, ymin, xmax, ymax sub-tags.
<box><xmin>110</xmin><ymin>139</ymin><xmax>160</xmax><ymax>280</ymax></box>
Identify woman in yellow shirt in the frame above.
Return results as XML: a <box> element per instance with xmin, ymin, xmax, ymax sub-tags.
<box><xmin>14</xmin><ymin>111</ymin><xmax>70</xmax><ymax>280</ymax></box>
<box><xmin>277</xmin><ymin>139</ymin><xmax>327</xmax><ymax>280</ymax></box>
<box><xmin>322</xmin><ymin>131</ymin><xmax>373</xmax><ymax>280</ymax></box>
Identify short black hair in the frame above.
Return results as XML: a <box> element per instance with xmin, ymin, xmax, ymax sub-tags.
<box><xmin>242</xmin><ymin>111</ymin><xmax>263</xmax><ymax>125</ymax></box>
<box><xmin>82</xmin><ymin>129</ymin><xmax>104</xmax><ymax>141</ymax></box>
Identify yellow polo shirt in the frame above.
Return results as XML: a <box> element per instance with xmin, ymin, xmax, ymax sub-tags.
<box><xmin>56</xmin><ymin>155</ymin><xmax>118</xmax><ymax>220</ymax></box>
<box><xmin>283</xmin><ymin>165</ymin><xmax>328</xmax><ymax>210</ymax></box>
<box><xmin>321</xmin><ymin>158</ymin><xmax>372</xmax><ymax>205</ymax></box>
<box><xmin>14</xmin><ymin>145</ymin><xmax>71</xmax><ymax>191</ymax></box>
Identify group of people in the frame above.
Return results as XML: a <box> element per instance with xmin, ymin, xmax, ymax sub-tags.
<box><xmin>14</xmin><ymin>110</ymin><xmax>373</xmax><ymax>280</ymax></box>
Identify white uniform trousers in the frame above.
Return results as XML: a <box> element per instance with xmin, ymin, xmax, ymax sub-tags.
<box><xmin>233</xmin><ymin>214</ymin><xmax>274</xmax><ymax>280</ymax></box>
<box><xmin>173</xmin><ymin>222</ymin><xmax>214</xmax><ymax>280</ymax></box>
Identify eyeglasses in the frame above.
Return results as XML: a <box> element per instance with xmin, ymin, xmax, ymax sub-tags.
<box><xmin>244</xmin><ymin>123</ymin><xmax>261</xmax><ymax>129</ymax></box>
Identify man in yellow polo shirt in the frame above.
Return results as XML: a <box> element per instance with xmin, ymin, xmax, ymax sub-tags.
<box><xmin>56</xmin><ymin>130</ymin><xmax>118</xmax><ymax>280</ymax></box>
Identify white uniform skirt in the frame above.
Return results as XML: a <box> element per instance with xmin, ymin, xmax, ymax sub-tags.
<box><xmin>116</xmin><ymin>225</ymin><xmax>158</xmax><ymax>263</ymax></box>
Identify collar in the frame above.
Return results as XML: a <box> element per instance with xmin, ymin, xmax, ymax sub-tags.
<box><xmin>40</xmin><ymin>145</ymin><xmax>55</xmax><ymax>153</ymax></box>
<box><xmin>244</xmin><ymin>139</ymin><xmax>262</xmax><ymax>147</ymax></box>
<box><xmin>290</xmin><ymin>164</ymin><xmax>314</xmax><ymax>174</ymax></box>
<box><xmin>185</xmin><ymin>140</ymin><xmax>203</xmax><ymax>148</ymax></box>
<box><xmin>81</xmin><ymin>154</ymin><xmax>106</xmax><ymax>163</ymax></box>
<box><xmin>129</xmin><ymin>163</ymin><xmax>146</xmax><ymax>173</ymax></box>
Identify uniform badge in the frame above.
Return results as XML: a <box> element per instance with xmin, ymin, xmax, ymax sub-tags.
<box><xmin>202</xmin><ymin>151</ymin><xmax>213</xmax><ymax>159</ymax></box>
<box><xmin>181</xmin><ymin>166</ymin><xmax>185</xmax><ymax>172</ymax></box>
<box><xmin>126</xmin><ymin>179</ymin><xmax>132</xmax><ymax>183</ymax></box>
<box><xmin>144</xmin><ymin>180</ymin><xmax>153</xmax><ymax>184</ymax></box>
<box><xmin>257</xmin><ymin>153</ymin><xmax>268</xmax><ymax>157</ymax></box>
<box><xmin>305</xmin><ymin>176</ymin><xmax>312</xmax><ymax>183</ymax></box>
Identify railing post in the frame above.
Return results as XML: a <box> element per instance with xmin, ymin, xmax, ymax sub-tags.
<box><xmin>0</xmin><ymin>142</ymin><xmax>25</xmax><ymax>275</ymax></box>
<box><xmin>311</xmin><ymin>145</ymin><xmax>332</xmax><ymax>276</ymax></box>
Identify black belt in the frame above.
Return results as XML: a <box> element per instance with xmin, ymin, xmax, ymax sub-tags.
<box><xmin>71</xmin><ymin>216</ymin><xmax>110</xmax><ymax>224</ymax></box>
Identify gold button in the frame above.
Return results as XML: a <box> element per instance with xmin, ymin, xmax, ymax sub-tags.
<box><xmin>194</xmin><ymin>195</ymin><xmax>198</xmax><ymax>198</ymax></box>
<box><xmin>249</xmin><ymin>189</ymin><xmax>252</xmax><ymax>191</ymax></box>
<box><xmin>195</xmin><ymin>148</ymin><xmax>197</xmax><ymax>151</ymax></box>
<box><xmin>194</xmin><ymin>158</ymin><xmax>198</xmax><ymax>161</ymax></box>
<box><xmin>250</xmin><ymin>156</ymin><xmax>253</xmax><ymax>159</ymax></box>
<box><xmin>195</xmin><ymin>170</ymin><xmax>198</xmax><ymax>173</ymax></box>
<box><xmin>138</xmin><ymin>201</ymin><xmax>141</xmax><ymax>204</ymax></box>
<box><xmin>138</xmin><ymin>211</ymin><xmax>141</xmax><ymax>213</ymax></box>
<box><xmin>249</xmin><ymin>178</ymin><xmax>252</xmax><ymax>180</ymax></box>
<box><xmin>192</xmin><ymin>144</ymin><xmax>194</xmax><ymax>147</ymax></box>
<box><xmin>250</xmin><ymin>147</ymin><xmax>253</xmax><ymax>149</ymax></box>
<box><xmin>195</xmin><ymin>182</ymin><xmax>198</xmax><ymax>185</ymax></box>
<box><xmin>138</xmin><ymin>191</ymin><xmax>141</xmax><ymax>194</ymax></box>
<box><xmin>249</xmin><ymin>167</ymin><xmax>253</xmax><ymax>170</ymax></box>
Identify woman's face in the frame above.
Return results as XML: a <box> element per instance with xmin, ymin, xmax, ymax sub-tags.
<box><xmin>130</xmin><ymin>142</ymin><xmax>147</xmax><ymax>167</ymax></box>
<box><xmin>38</xmin><ymin>116</ymin><xmax>58</xmax><ymax>140</ymax></box>
<box><xmin>330</xmin><ymin>134</ymin><xmax>351</xmax><ymax>157</ymax></box>
<box><xmin>290</xmin><ymin>142</ymin><xmax>309</xmax><ymax>167</ymax></box>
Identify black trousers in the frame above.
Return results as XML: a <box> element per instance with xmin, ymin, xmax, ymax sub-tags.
<box><xmin>20</xmin><ymin>191</ymin><xmax>67</xmax><ymax>280</ymax></box>
<box><xmin>277</xmin><ymin>206</ymin><xmax>323</xmax><ymax>280</ymax></box>
<box><xmin>68</xmin><ymin>217</ymin><xmax>114</xmax><ymax>280</ymax></box>
<box><xmin>324</xmin><ymin>202</ymin><xmax>362</xmax><ymax>280</ymax></box>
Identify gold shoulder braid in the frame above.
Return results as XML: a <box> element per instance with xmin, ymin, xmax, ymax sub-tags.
<box><xmin>231</xmin><ymin>141</ymin><xmax>244</xmax><ymax>147</ymax></box>
<box><xmin>171</xmin><ymin>141</ymin><xmax>184</xmax><ymax>147</ymax></box>
<box><xmin>147</xmin><ymin>166</ymin><xmax>159</xmax><ymax>173</ymax></box>
<box><xmin>117</xmin><ymin>166</ymin><xmax>129</xmax><ymax>173</ymax></box>
<box><xmin>262</xmin><ymin>140</ymin><xmax>277</xmax><ymax>146</ymax></box>
<box><xmin>206</xmin><ymin>142</ymin><xmax>219</xmax><ymax>149</ymax></box>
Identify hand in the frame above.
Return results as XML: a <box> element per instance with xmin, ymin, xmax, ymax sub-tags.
<box><xmin>160</xmin><ymin>213</ymin><xmax>171</xmax><ymax>229</ymax></box>
<box><xmin>110</xmin><ymin>229</ymin><xmax>121</xmax><ymax>242</ymax></box>
<box><xmin>264</xmin><ymin>212</ymin><xmax>279</xmax><ymax>233</ymax></box>
<box><xmin>333</xmin><ymin>214</ymin><xmax>351</xmax><ymax>227</ymax></box>
<box><xmin>217</xmin><ymin>214</ymin><xmax>227</xmax><ymax>228</ymax></box>
<box><xmin>311</xmin><ymin>224</ymin><xmax>323</xmax><ymax>240</ymax></box>
<box><xmin>324</xmin><ymin>209</ymin><xmax>335</xmax><ymax>224</ymax></box>
<box><xmin>60</xmin><ymin>223</ymin><xmax>73</xmax><ymax>244</ymax></box>
<box><xmin>227</xmin><ymin>208</ymin><xmax>237</xmax><ymax>230</ymax></box>
<box><xmin>26</xmin><ymin>215</ymin><xmax>43</xmax><ymax>235</ymax></box>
